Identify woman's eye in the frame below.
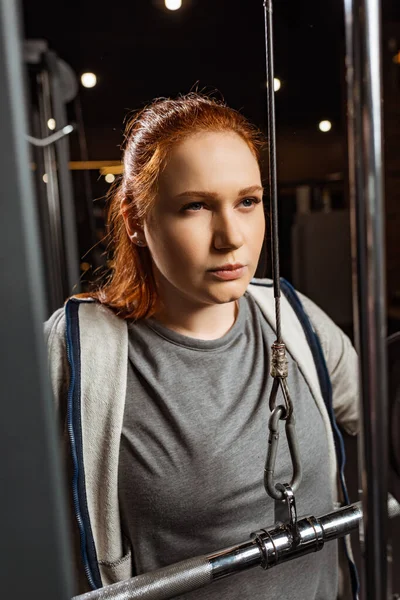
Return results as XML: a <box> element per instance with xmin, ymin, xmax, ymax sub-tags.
<box><xmin>182</xmin><ymin>202</ymin><xmax>204</xmax><ymax>212</ymax></box>
<box><xmin>241</xmin><ymin>197</ymin><xmax>261</xmax><ymax>208</ymax></box>
<box><xmin>182</xmin><ymin>198</ymin><xmax>261</xmax><ymax>212</ymax></box>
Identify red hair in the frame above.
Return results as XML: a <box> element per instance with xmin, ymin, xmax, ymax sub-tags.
<box><xmin>77</xmin><ymin>93</ymin><xmax>265</xmax><ymax>320</ymax></box>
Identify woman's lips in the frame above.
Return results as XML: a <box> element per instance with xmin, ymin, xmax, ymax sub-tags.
<box><xmin>208</xmin><ymin>266</ymin><xmax>247</xmax><ymax>280</ymax></box>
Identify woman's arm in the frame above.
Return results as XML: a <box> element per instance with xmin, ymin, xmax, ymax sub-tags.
<box><xmin>297</xmin><ymin>292</ymin><xmax>360</xmax><ymax>437</ymax></box>
<box><xmin>44</xmin><ymin>308</ymin><xmax>70</xmax><ymax>427</ymax></box>
<box><xmin>44</xmin><ymin>308</ymin><xmax>92</xmax><ymax>594</ymax></box>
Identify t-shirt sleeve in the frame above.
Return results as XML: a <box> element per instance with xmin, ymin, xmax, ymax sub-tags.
<box><xmin>297</xmin><ymin>291</ymin><xmax>359</xmax><ymax>436</ymax></box>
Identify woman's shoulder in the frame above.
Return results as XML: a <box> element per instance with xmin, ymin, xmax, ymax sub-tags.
<box><xmin>295</xmin><ymin>290</ymin><xmax>352</xmax><ymax>362</ymax></box>
<box><xmin>248</xmin><ymin>279</ymin><xmax>359</xmax><ymax>433</ymax></box>
<box><xmin>44</xmin><ymin>298</ymin><xmax>127</xmax><ymax>350</ymax></box>
<box><xmin>248</xmin><ymin>278</ymin><xmax>345</xmax><ymax>349</ymax></box>
<box><xmin>44</xmin><ymin>306</ymin><xmax>67</xmax><ymax>352</ymax></box>
<box><xmin>44</xmin><ymin>298</ymin><xmax>129</xmax><ymax>410</ymax></box>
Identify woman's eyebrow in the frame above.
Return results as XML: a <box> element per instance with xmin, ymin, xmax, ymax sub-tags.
<box><xmin>238</xmin><ymin>185</ymin><xmax>264</xmax><ymax>196</ymax></box>
<box><xmin>173</xmin><ymin>185</ymin><xmax>264</xmax><ymax>200</ymax></box>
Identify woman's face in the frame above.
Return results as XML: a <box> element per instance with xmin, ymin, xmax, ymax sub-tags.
<box><xmin>144</xmin><ymin>131</ymin><xmax>265</xmax><ymax>309</ymax></box>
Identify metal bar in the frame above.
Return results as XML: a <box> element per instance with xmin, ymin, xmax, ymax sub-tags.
<box><xmin>73</xmin><ymin>500</ymin><xmax>399</xmax><ymax>600</ymax></box>
<box><xmin>38</xmin><ymin>66</ymin><xmax>67</xmax><ymax>312</ymax></box>
<box><xmin>74</xmin><ymin>95</ymin><xmax>98</xmax><ymax>255</ymax></box>
<box><xmin>0</xmin><ymin>1</ymin><xmax>73</xmax><ymax>599</ymax></box>
<box><xmin>26</xmin><ymin>123</ymin><xmax>74</xmax><ymax>146</ymax></box>
<box><xmin>344</xmin><ymin>0</ymin><xmax>389</xmax><ymax>598</ymax></box>
<box><xmin>46</xmin><ymin>50</ymin><xmax>81</xmax><ymax>296</ymax></box>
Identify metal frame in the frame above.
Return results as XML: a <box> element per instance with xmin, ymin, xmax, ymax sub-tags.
<box><xmin>46</xmin><ymin>50</ymin><xmax>81</xmax><ymax>299</ymax></box>
<box><xmin>0</xmin><ymin>1</ymin><xmax>73</xmax><ymax>599</ymax></box>
<box><xmin>25</xmin><ymin>40</ymin><xmax>81</xmax><ymax>316</ymax></box>
<box><xmin>344</xmin><ymin>0</ymin><xmax>390</xmax><ymax>597</ymax></box>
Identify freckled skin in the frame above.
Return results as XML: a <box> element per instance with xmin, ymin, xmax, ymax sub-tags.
<box><xmin>128</xmin><ymin>131</ymin><xmax>265</xmax><ymax>338</ymax></box>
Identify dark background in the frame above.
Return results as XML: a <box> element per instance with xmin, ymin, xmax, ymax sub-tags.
<box><xmin>21</xmin><ymin>0</ymin><xmax>400</xmax><ymax>303</ymax></box>
<box><xmin>22</xmin><ymin>0</ymin><xmax>348</xmax><ymax>152</ymax></box>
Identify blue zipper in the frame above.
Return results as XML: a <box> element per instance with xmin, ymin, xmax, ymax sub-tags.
<box><xmin>65</xmin><ymin>300</ymin><xmax>98</xmax><ymax>590</ymax></box>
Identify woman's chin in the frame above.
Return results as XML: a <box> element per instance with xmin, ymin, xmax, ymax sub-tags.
<box><xmin>205</xmin><ymin>280</ymin><xmax>249</xmax><ymax>304</ymax></box>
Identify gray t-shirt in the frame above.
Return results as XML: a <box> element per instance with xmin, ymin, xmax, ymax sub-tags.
<box><xmin>119</xmin><ymin>291</ymin><xmax>338</xmax><ymax>599</ymax></box>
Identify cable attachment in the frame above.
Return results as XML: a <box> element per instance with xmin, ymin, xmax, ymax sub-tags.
<box><xmin>269</xmin><ymin>374</ymin><xmax>293</xmax><ymax>420</ymax></box>
<box><xmin>264</xmin><ymin>405</ymin><xmax>302</xmax><ymax>500</ymax></box>
<box><xmin>274</xmin><ymin>483</ymin><xmax>299</xmax><ymax>540</ymax></box>
<box><xmin>270</xmin><ymin>342</ymin><xmax>288</xmax><ymax>378</ymax></box>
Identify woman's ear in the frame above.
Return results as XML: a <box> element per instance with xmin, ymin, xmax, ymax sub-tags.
<box><xmin>121</xmin><ymin>199</ymin><xmax>147</xmax><ymax>247</ymax></box>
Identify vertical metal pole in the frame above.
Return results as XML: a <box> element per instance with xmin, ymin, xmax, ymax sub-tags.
<box><xmin>37</xmin><ymin>67</ymin><xmax>68</xmax><ymax>310</ymax></box>
<box><xmin>0</xmin><ymin>1</ymin><xmax>73</xmax><ymax>599</ymax></box>
<box><xmin>344</xmin><ymin>0</ymin><xmax>389</xmax><ymax>598</ymax></box>
<box><xmin>46</xmin><ymin>50</ymin><xmax>81</xmax><ymax>296</ymax></box>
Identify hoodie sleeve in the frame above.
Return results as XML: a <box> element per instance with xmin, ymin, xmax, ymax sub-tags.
<box><xmin>297</xmin><ymin>292</ymin><xmax>360</xmax><ymax>436</ymax></box>
<box><xmin>44</xmin><ymin>308</ymin><xmax>92</xmax><ymax>594</ymax></box>
<box><xmin>44</xmin><ymin>307</ymin><xmax>70</xmax><ymax>427</ymax></box>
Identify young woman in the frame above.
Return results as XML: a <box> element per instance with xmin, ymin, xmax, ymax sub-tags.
<box><xmin>45</xmin><ymin>94</ymin><xmax>359</xmax><ymax>599</ymax></box>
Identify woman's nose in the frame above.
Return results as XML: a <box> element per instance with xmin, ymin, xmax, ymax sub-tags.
<box><xmin>212</xmin><ymin>213</ymin><xmax>244</xmax><ymax>250</ymax></box>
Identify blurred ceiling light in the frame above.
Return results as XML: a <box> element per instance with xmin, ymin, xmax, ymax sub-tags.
<box><xmin>165</xmin><ymin>0</ymin><xmax>182</xmax><ymax>10</ymax></box>
<box><xmin>105</xmin><ymin>173</ymin><xmax>115</xmax><ymax>183</ymax></box>
<box><xmin>81</xmin><ymin>72</ymin><xmax>97</xmax><ymax>88</ymax></box>
<box><xmin>43</xmin><ymin>173</ymin><xmax>48</xmax><ymax>183</ymax></box>
<box><xmin>274</xmin><ymin>78</ymin><xmax>281</xmax><ymax>92</ymax></box>
<box><xmin>393</xmin><ymin>51</ymin><xmax>400</xmax><ymax>64</ymax></box>
<box><xmin>47</xmin><ymin>118</ymin><xmax>56</xmax><ymax>130</ymax></box>
<box><xmin>319</xmin><ymin>120</ymin><xmax>332</xmax><ymax>132</ymax></box>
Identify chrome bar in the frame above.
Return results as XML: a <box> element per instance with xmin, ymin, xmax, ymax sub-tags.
<box><xmin>343</xmin><ymin>0</ymin><xmax>389</xmax><ymax>598</ymax></box>
<box><xmin>208</xmin><ymin>539</ymin><xmax>261</xmax><ymax>579</ymax></box>
<box><xmin>74</xmin><ymin>500</ymin><xmax>400</xmax><ymax>600</ymax></box>
<box><xmin>26</xmin><ymin>123</ymin><xmax>74</xmax><ymax>147</ymax></box>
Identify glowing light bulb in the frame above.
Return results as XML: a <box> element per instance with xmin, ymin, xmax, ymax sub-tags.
<box><xmin>165</xmin><ymin>0</ymin><xmax>182</xmax><ymax>10</ymax></box>
<box><xmin>43</xmin><ymin>174</ymin><xmax>48</xmax><ymax>183</ymax></box>
<box><xmin>105</xmin><ymin>173</ymin><xmax>115</xmax><ymax>183</ymax></box>
<box><xmin>274</xmin><ymin>78</ymin><xmax>281</xmax><ymax>92</ymax></box>
<box><xmin>47</xmin><ymin>118</ymin><xmax>56</xmax><ymax>130</ymax></box>
<box><xmin>81</xmin><ymin>72</ymin><xmax>97</xmax><ymax>88</ymax></box>
<box><xmin>319</xmin><ymin>120</ymin><xmax>332</xmax><ymax>132</ymax></box>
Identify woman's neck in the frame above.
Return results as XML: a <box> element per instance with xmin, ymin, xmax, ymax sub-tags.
<box><xmin>152</xmin><ymin>298</ymin><xmax>239</xmax><ymax>341</ymax></box>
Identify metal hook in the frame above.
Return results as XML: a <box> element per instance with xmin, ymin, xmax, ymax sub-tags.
<box><xmin>264</xmin><ymin>406</ymin><xmax>302</xmax><ymax>501</ymax></box>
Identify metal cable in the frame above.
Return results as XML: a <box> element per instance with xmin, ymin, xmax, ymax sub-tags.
<box><xmin>263</xmin><ymin>0</ymin><xmax>302</xmax><ymax>502</ymax></box>
<box><xmin>263</xmin><ymin>0</ymin><xmax>282</xmax><ymax>343</ymax></box>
